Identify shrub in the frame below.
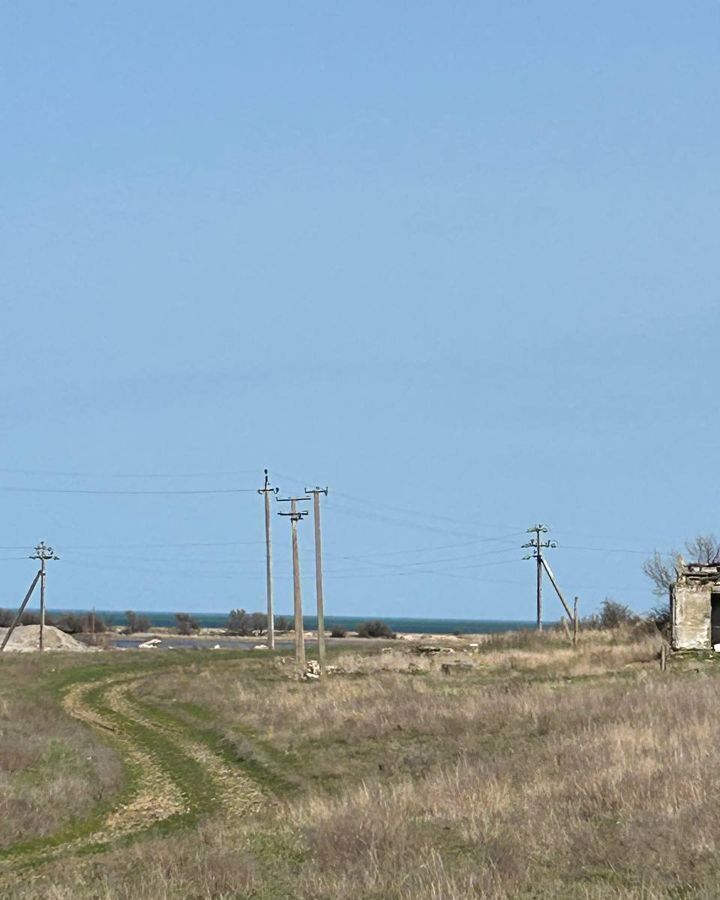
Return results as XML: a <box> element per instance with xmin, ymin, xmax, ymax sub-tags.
<box><xmin>250</xmin><ymin>611</ymin><xmax>267</xmax><ymax>635</ymax></box>
<box><xmin>356</xmin><ymin>620</ymin><xmax>395</xmax><ymax>639</ymax></box>
<box><xmin>599</xmin><ymin>599</ymin><xmax>638</xmax><ymax>628</ymax></box>
<box><xmin>124</xmin><ymin>610</ymin><xmax>150</xmax><ymax>634</ymax></box>
<box><xmin>226</xmin><ymin>609</ymin><xmax>268</xmax><ymax>636</ymax></box>
<box><xmin>17</xmin><ymin>610</ymin><xmax>57</xmax><ymax>627</ymax></box>
<box><xmin>330</xmin><ymin>624</ymin><xmax>348</xmax><ymax>638</ymax></box>
<box><xmin>55</xmin><ymin>613</ymin><xmax>108</xmax><ymax>634</ymax></box>
<box><xmin>175</xmin><ymin>613</ymin><xmax>200</xmax><ymax>635</ymax></box>
<box><xmin>647</xmin><ymin>603</ymin><xmax>671</xmax><ymax>635</ymax></box>
<box><xmin>274</xmin><ymin>615</ymin><xmax>291</xmax><ymax>632</ymax></box>
<box><xmin>583</xmin><ymin>599</ymin><xmax>640</xmax><ymax>631</ymax></box>
<box><xmin>226</xmin><ymin>608</ymin><xmax>252</xmax><ymax>635</ymax></box>
<box><xmin>55</xmin><ymin>614</ymin><xmax>87</xmax><ymax>634</ymax></box>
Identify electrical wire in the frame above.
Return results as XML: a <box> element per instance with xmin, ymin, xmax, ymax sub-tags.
<box><xmin>61</xmin><ymin>540</ymin><xmax>265</xmax><ymax>550</ymax></box>
<box><xmin>0</xmin><ymin>486</ymin><xmax>257</xmax><ymax>495</ymax></box>
<box><xmin>560</xmin><ymin>544</ymin><xmax>652</xmax><ymax>556</ymax></box>
<box><xmin>0</xmin><ymin>468</ymin><xmax>261</xmax><ymax>479</ymax></box>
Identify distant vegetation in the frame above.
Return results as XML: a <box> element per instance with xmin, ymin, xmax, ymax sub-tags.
<box><xmin>330</xmin><ymin>623</ymin><xmax>348</xmax><ymax>638</ymax></box>
<box><xmin>356</xmin><ymin>619</ymin><xmax>395</xmax><ymax>638</ymax></box>
<box><xmin>174</xmin><ymin>612</ymin><xmax>200</xmax><ymax>635</ymax></box>
<box><xmin>225</xmin><ymin>609</ymin><xmax>268</xmax><ymax>636</ymax></box>
<box><xmin>0</xmin><ymin>609</ymin><xmax>106</xmax><ymax>634</ymax></box>
<box><xmin>124</xmin><ymin>610</ymin><xmax>150</xmax><ymax>634</ymax></box>
<box><xmin>579</xmin><ymin>598</ymin><xmax>671</xmax><ymax>638</ymax></box>
<box><xmin>225</xmin><ymin>611</ymin><xmax>295</xmax><ymax>635</ymax></box>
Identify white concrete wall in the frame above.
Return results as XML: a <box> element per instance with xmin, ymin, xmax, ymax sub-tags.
<box><xmin>672</xmin><ymin>581</ymin><xmax>711</xmax><ymax>649</ymax></box>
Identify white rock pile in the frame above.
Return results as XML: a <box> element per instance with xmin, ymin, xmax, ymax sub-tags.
<box><xmin>0</xmin><ymin>624</ymin><xmax>93</xmax><ymax>653</ymax></box>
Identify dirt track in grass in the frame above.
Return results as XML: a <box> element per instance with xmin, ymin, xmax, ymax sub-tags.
<box><xmin>0</xmin><ymin>664</ymin><xmax>265</xmax><ymax>884</ymax></box>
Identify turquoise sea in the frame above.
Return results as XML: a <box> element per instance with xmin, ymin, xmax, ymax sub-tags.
<box><xmin>45</xmin><ymin>610</ymin><xmax>535</xmax><ymax>635</ymax></box>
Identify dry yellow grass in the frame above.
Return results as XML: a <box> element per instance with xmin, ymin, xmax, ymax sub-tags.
<box><xmin>0</xmin><ymin>678</ymin><xmax>124</xmax><ymax>846</ymax></box>
<box><xmin>5</xmin><ymin>628</ymin><xmax>720</xmax><ymax>899</ymax></box>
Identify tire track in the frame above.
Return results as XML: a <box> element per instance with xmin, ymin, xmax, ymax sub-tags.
<box><xmin>0</xmin><ymin>665</ymin><xmax>265</xmax><ymax>882</ymax></box>
<box><xmin>106</xmin><ymin>677</ymin><xmax>265</xmax><ymax>817</ymax></box>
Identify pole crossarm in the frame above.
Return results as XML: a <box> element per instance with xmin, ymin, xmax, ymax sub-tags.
<box><xmin>257</xmin><ymin>468</ymin><xmax>280</xmax><ymax>498</ymax></box>
<box><xmin>277</xmin><ymin>495</ymin><xmax>310</xmax><ymax>522</ymax></box>
<box><xmin>29</xmin><ymin>541</ymin><xmax>60</xmax><ymax>562</ymax></box>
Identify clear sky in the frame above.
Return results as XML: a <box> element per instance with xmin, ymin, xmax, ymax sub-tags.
<box><xmin>1</xmin><ymin>2</ymin><xmax>718</xmax><ymax>620</ymax></box>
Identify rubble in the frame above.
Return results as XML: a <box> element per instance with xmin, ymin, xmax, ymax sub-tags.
<box><xmin>301</xmin><ymin>660</ymin><xmax>321</xmax><ymax>680</ymax></box>
<box><xmin>414</xmin><ymin>644</ymin><xmax>455</xmax><ymax>655</ymax></box>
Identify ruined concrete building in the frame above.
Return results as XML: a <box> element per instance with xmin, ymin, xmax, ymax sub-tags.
<box><xmin>670</xmin><ymin>562</ymin><xmax>720</xmax><ymax>649</ymax></box>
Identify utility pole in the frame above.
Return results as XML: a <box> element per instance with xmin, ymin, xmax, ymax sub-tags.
<box><xmin>305</xmin><ymin>486</ymin><xmax>329</xmax><ymax>674</ymax></box>
<box><xmin>278</xmin><ymin>495</ymin><xmax>310</xmax><ymax>669</ymax></box>
<box><xmin>0</xmin><ymin>569</ymin><xmax>41</xmax><ymax>652</ymax></box>
<box><xmin>30</xmin><ymin>542</ymin><xmax>59</xmax><ymax>651</ymax></box>
<box><xmin>522</xmin><ymin>525</ymin><xmax>556</xmax><ymax>631</ymax></box>
<box><xmin>258</xmin><ymin>469</ymin><xmax>279</xmax><ymax>649</ymax></box>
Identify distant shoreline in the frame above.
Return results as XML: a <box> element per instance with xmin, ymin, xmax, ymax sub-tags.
<box><xmin>38</xmin><ymin>610</ymin><xmax>537</xmax><ymax>636</ymax></box>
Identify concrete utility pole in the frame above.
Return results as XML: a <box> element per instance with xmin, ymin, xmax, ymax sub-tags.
<box><xmin>0</xmin><ymin>569</ymin><xmax>41</xmax><ymax>652</ymax></box>
<box><xmin>278</xmin><ymin>495</ymin><xmax>310</xmax><ymax>669</ymax></box>
<box><xmin>30</xmin><ymin>542</ymin><xmax>59</xmax><ymax>651</ymax></box>
<box><xmin>258</xmin><ymin>469</ymin><xmax>279</xmax><ymax>649</ymax></box>
<box><xmin>305</xmin><ymin>486</ymin><xmax>329</xmax><ymax>674</ymax></box>
<box><xmin>522</xmin><ymin>525</ymin><xmax>556</xmax><ymax>631</ymax></box>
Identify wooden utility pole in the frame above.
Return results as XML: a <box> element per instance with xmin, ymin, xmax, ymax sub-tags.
<box><xmin>30</xmin><ymin>542</ymin><xmax>59</xmax><ymax>651</ymax></box>
<box><xmin>522</xmin><ymin>525</ymin><xmax>556</xmax><ymax>631</ymax></box>
<box><xmin>278</xmin><ymin>495</ymin><xmax>310</xmax><ymax>669</ymax></box>
<box><xmin>258</xmin><ymin>469</ymin><xmax>279</xmax><ymax>649</ymax></box>
<box><xmin>305</xmin><ymin>486</ymin><xmax>329</xmax><ymax>674</ymax></box>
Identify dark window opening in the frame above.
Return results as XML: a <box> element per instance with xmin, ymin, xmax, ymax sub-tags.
<box><xmin>711</xmin><ymin>593</ymin><xmax>720</xmax><ymax>647</ymax></box>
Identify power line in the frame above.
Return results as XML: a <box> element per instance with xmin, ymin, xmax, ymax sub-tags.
<box><xmin>326</xmin><ymin>501</ymin><xmax>523</xmax><ymax>541</ymax></box>
<box><xmin>328</xmin><ymin>488</ymin><xmax>525</xmax><ymax>532</ymax></box>
<box><xmin>274</xmin><ymin>472</ymin><xmax>525</xmax><ymax>534</ymax></box>
<box><xmin>323</xmin><ymin>536</ymin><xmax>518</xmax><ymax>561</ymax></box>
<box><xmin>322</xmin><ymin>547</ymin><xmax>519</xmax><ymax>575</ymax></box>
<box><xmin>560</xmin><ymin>544</ymin><xmax>652</xmax><ymax>555</ymax></box>
<box><xmin>60</xmin><ymin>540</ymin><xmax>265</xmax><ymax>549</ymax></box>
<box><xmin>0</xmin><ymin>468</ymin><xmax>261</xmax><ymax>479</ymax></box>
<box><xmin>0</xmin><ymin>486</ymin><xmax>257</xmax><ymax>495</ymax></box>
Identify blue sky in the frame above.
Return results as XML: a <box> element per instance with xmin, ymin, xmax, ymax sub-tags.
<box><xmin>1</xmin><ymin>2</ymin><xmax>718</xmax><ymax>620</ymax></box>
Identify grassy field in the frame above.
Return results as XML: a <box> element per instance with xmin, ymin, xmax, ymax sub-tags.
<box><xmin>1</xmin><ymin>628</ymin><xmax>719</xmax><ymax>898</ymax></box>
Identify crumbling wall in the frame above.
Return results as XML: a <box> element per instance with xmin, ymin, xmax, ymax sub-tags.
<box><xmin>672</xmin><ymin>579</ymin><xmax>712</xmax><ymax>650</ymax></box>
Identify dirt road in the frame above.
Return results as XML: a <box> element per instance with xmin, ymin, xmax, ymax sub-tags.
<box><xmin>0</xmin><ymin>664</ymin><xmax>265</xmax><ymax>881</ymax></box>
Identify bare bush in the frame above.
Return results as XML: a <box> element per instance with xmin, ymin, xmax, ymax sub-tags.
<box><xmin>356</xmin><ymin>619</ymin><xmax>395</xmax><ymax>638</ymax></box>
<box><xmin>174</xmin><ymin>612</ymin><xmax>200</xmax><ymax>635</ymax></box>
<box><xmin>124</xmin><ymin>610</ymin><xmax>150</xmax><ymax>634</ymax></box>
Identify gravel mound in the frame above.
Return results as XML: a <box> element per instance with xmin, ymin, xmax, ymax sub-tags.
<box><xmin>0</xmin><ymin>624</ymin><xmax>93</xmax><ymax>652</ymax></box>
